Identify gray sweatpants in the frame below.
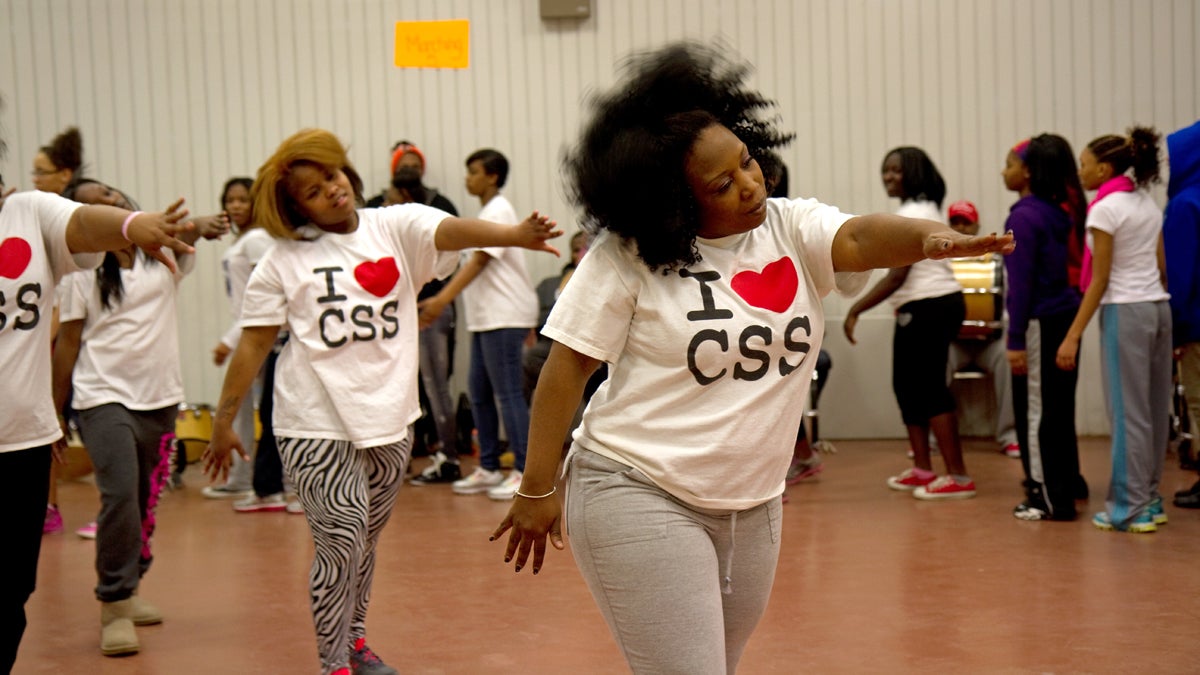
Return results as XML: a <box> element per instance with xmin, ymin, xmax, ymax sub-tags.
<box><xmin>566</xmin><ymin>449</ymin><xmax>782</xmax><ymax>675</ymax></box>
<box><xmin>1099</xmin><ymin>301</ymin><xmax>1173</xmax><ymax>528</ymax></box>
<box><xmin>77</xmin><ymin>403</ymin><xmax>176</xmax><ymax>602</ymax></box>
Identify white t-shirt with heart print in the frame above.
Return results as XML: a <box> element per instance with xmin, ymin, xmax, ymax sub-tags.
<box><xmin>543</xmin><ymin>197</ymin><xmax>868</xmax><ymax>510</ymax></box>
<box><xmin>0</xmin><ymin>191</ymin><xmax>96</xmax><ymax>453</ymax></box>
<box><xmin>241</xmin><ymin>204</ymin><xmax>457</xmax><ymax>447</ymax></box>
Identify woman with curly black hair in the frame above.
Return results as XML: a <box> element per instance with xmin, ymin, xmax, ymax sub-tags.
<box><xmin>491</xmin><ymin>43</ymin><xmax>1014</xmax><ymax>673</ymax></box>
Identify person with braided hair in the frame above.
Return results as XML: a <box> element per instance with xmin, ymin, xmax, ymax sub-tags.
<box><xmin>1056</xmin><ymin>126</ymin><xmax>1171</xmax><ymax>533</ymax></box>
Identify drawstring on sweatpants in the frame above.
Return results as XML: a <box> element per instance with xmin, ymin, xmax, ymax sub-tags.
<box><xmin>722</xmin><ymin>511</ymin><xmax>738</xmax><ymax>595</ymax></box>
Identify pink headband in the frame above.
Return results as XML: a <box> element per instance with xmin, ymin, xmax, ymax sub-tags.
<box><xmin>390</xmin><ymin>144</ymin><xmax>426</xmax><ymax>175</ymax></box>
<box><xmin>1011</xmin><ymin>139</ymin><xmax>1031</xmax><ymax>161</ymax></box>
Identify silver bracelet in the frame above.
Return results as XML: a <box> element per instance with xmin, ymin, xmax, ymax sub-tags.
<box><xmin>514</xmin><ymin>485</ymin><xmax>557</xmax><ymax>499</ymax></box>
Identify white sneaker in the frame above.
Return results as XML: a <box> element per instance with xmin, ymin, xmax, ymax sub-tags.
<box><xmin>232</xmin><ymin>493</ymin><xmax>287</xmax><ymax>513</ymax></box>
<box><xmin>451</xmin><ymin>467</ymin><xmax>504</xmax><ymax>495</ymax></box>
<box><xmin>201</xmin><ymin>484</ymin><xmax>253</xmax><ymax>499</ymax></box>
<box><xmin>487</xmin><ymin>471</ymin><xmax>524</xmax><ymax>501</ymax></box>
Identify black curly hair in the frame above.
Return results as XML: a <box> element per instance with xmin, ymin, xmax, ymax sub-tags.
<box><xmin>565</xmin><ymin>42</ymin><xmax>793</xmax><ymax>272</ymax></box>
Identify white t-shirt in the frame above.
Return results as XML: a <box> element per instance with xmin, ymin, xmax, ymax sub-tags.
<box><xmin>60</xmin><ymin>249</ymin><xmax>194</xmax><ymax>411</ymax></box>
<box><xmin>1087</xmin><ymin>190</ymin><xmax>1170</xmax><ymax>305</ymax></box>
<box><xmin>461</xmin><ymin>194</ymin><xmax>538</xmax><ymax>331</ymax></box>
<box><xmin>0</xmin><ymin>191</ymin><xmax>95</xmax><ymax>453</ymax></box>
<box><xmin>888</xmin><ymin>200</ymin><xmax>962</xmax><ymax>308</ymax></box>
<box><xmin>240</xmin><ymin>205</ymin><xmax>457</xmax><ymax>447</ymax></box>
<box><xmin>544</xmin><ymin>197</ymin><xmax>868</xmax><ymax>510</ymax></box>
<box><xmin>220</xmin><ymin>228</ymin><xmax>275</xmax><ymax>349</ymax></box>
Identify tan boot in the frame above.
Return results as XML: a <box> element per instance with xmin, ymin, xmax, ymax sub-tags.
<box><xmin>100</xmin><ymin>599</ymin><xmax>139</xmax><ymax>656</ymax></box>
<box><xmin>130</xmin><ymin>594</ymin><xmax>163</xmax><ymax>626</ymax></box>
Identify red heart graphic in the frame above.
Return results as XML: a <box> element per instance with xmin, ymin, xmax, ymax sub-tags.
<box><xmin>0</xmin><ymin>237</ymin><xmax>33</xmax><ymax>279</ymax></box>
<box><xmin>730</xmin><ymin>257</ymin><xmax>798</xmax><ymax>313</ymax></box>
<box><xmin>354</xmin><ymin>257</ymin><xmax>400</xmax><ymax>297</ymax></box>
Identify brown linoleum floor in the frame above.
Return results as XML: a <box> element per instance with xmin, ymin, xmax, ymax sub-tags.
<box><xmin>18</xmin><ymin>437</ymin><xmax>1200</xmax><ymax>674</ymax></box>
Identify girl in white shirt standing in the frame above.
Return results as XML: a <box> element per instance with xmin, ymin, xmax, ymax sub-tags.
<box><xmin>52</xmin><ymin>181</ymin><xmax>223</xmax><ymax>657</ymax></box>
<box><xmin>1056</xmin><ymin>127</ymin><xmax>1171</xmax><ymax>533</ymax></box>
<box><xmin>202</xmin><ymin>129</ymin><xmax>559</xmax><ymax>675</ymax></box>
<box><xmin>206</xmin><ymin>177</ymin><xmax>278</xmax><ymax>503</ymax></box>
<box><xmin>491</xmin><ymin>43</ymin><xmax>1012</xmax><ymax>674</ymax></box>
<box><xmin>844</xmin><ymin>147</ymin><xmax>974</xmax><ymax>500</ymax></box>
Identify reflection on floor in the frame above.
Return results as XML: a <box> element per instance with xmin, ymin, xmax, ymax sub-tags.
<box><xmin>20</xmin><ymin>437</ymin><xmax>1200</xmax><ymax>674</ymax></box>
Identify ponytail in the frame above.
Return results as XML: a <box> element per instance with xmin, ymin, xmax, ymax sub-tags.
<box><xmin>1088</xmin><ymin>126</ymin><xmax>1162</xmax><ymax>188</ymax></box>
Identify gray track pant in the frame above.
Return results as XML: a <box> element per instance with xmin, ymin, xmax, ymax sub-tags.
<box><xmin>566</xmin><ymin>449</ymin><xmax>782</xmax><ymax>674</ymax></box>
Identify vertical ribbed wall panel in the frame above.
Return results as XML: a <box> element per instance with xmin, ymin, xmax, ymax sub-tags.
<box><xmin>2</xmin><ymin>0</ymin><xmax>1195</xmax><ymax>436</ymax></box>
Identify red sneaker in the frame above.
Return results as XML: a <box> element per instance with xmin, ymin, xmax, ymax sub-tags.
<box><xmin>1003</xmin><ymin>443</ymin><xmax>1021</xmax><ymax>459</ymax></box>
<box><xmin>913</xmin><ymin>476</ymin><xmax>977</xmax><ymax>500</ymax></box>
<box><xmin>886</xmin><ymin>468</ymin><xmax>936</xmax><ymax>491</ymax></box>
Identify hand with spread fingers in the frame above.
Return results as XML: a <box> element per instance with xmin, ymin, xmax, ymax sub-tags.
<box><xmin>201</xmin><ymin>420</ymin><xmax>249</xmax><ymax>485</ymax></box>
<box><xmin>513</xmin><ymin>211</ymin><xmax>565</xmax><ymax>255</ymax></box>
<box><xmin>491</xmin><ymin>490</ymin><xmax>565</xmax><ymax>575</ymax></box>
<box><xmin>124</xmin><ymin>198</ymin><xmax>196</xmax><ymax>272</ymax></box>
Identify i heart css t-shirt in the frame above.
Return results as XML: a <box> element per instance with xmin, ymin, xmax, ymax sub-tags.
<box><xmin>241</xmin><ymin>204</ymin><xmax>457</xmax><ymax>447</ymax></box>
<box><xmin>544</xmin><ymin>197</ymin><xmax>867</xmax><ymax>510</ymax></box>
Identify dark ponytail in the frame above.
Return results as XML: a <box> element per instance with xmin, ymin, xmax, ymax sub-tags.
<box><xmin>1088</xmin><ymin>126</ymin><xmax>1162</xmax><ymax>188</ymax></box>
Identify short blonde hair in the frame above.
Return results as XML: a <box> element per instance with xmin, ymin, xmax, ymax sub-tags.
<box><xmin>251</xmin><ymin>129</ymin><xmax>364</xmax><ymax>240</ymax></box>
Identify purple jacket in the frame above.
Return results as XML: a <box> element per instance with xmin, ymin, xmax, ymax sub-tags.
<box><xmin>1003</xmin><ymin>195</ymin><xmax>1081</xmax><ymax>351</ymax></box>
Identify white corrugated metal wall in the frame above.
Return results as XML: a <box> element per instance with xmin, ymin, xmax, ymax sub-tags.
<box><xmin>2</xmin><ymin>0</ymin><xmax>1196</xmax><ymax>437</ymax></box>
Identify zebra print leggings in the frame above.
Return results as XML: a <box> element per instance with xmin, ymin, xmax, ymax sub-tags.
<box><xmin>278</xmin><ymin>433</ymin><xmax>412</xmax><ymax>675</ymax></box>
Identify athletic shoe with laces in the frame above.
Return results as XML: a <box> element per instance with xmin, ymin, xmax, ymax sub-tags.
<box><xmin>1092</xmin><ymin>510</ymin><xmax>1157</xmax><ymax>533</ymax></box>
<box><xmin>350</xmin><ymin>637</ymin><xmax>398</xmax><ymax>675</ymax></box>
<box><xmin>1003</xmin><ymin>443</ymin><xmax>1021</xmax><ymax>458</ymax></box>
<box><xmin>487</xmin><ymin>470</ymin><xmax>524</xmax><ymax>501</ymax></box>
<box><xmin>913</xmin><ymin>476</ymin><xmax>976</xmax><ymax>500</ymax></box>
<box><xmin>232</xmin><ymin>492</ymin><xmax>287</xmax><ymax>513</ymax></box>
<box><xmin>409</xmin><ymin>451</ymin><xmax>462</xmax><ymax>486</ymax></box>
<box><xmin>43</xmin><ymin>505</ymin><xmax>64</xmax><ymax>535</ymax></box>
<box><xmin>76</xmin><ymin>521</ymin><xmax>97</xmax><ymax>539</ymax></box>
<box><xmin>786</xmin><ymin>456</ymin><xmax>823</xmax><ymax>484</ymax></box>
<box><xmin>201</xmin><ymin>484</ymin><xmax>253</xmax><ymax>499</ymax></box>
<box><xmin>1013</xmin><ymin>501</ymin><xmax>1050</xmax><ymax>521</ymax></box>
<box><xmin>1148</xmin><ymin>496</ymin><xmax>1168</xmax><ymax>525</ymax></box>
<box><xmin>452</xmin><ymin>466</ymin><xmax>505</xmax><ymax>495</ymax></box>
<box><xmin>886</xmin><ymin>468</ymin><xmax>936</xmax><ymax>491</ymax></box>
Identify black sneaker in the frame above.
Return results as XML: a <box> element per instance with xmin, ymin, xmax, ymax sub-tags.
<box><xmin>409</xmin><ymin>452</ymin><xmax>462</xmax><ymax>486</ymax></box>
<box><xmin>350</xmin><ymin>639</ymin><xmax>397</xmax><ymax>675</ymax></box>
<box><xmin>1173</xmin><ymin>479</ymin><xmax>1200</xmax><ymax>499</ymax></box>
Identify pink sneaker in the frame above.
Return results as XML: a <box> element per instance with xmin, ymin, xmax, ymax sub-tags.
<box><xmin>76</xmin><ymin>521</ymin><xmax>97</xmax><ymax>539</ymax></box>
<box><xmin>886</xmin><ymin>468</ymin><xmax>936</xmax><ymax>491</ymax></box>
<box><xmin>1003</xmin><ymin>443</ymin><xmax>1021</xmax><ymax>459</ymax></box>
<box><xmin>913</xmin><ymin>476</ymin><xmax>977</xmax><ymax>500</ymax></box>
<box><xmin>43</xmin><ymin>506</ymin><xmax>64</xmax><ymax>535</ymax></box>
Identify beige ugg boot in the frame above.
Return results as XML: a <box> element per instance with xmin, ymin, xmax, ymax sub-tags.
<box><xmin>130</xmin><ymin>593</ymin><xmax>163</xmax><ymax>626</ymax></box>
<box><xmin>100</xmin><ymin>599</ymin><xmax>139</xmax><ymax>656</ymax></box>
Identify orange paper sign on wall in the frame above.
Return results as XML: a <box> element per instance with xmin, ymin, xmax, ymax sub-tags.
<box><xmin>394</xmin><ymin>20</ymin><xmax>469</xmax><ymax>69</ymax></box>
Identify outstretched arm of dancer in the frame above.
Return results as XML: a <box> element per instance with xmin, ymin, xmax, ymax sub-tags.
<box><xmin>65</xmin><ymin>200</ymin><xmax>195</xmax><ymax>272</ymax></box>
<box><xmin>418</xmin><ymin>211</ymin><xmax>564</xmax><ymax>328</ymax></box>
<box><xmin>492</xmin><ymin>341</ymin><xmax>602</xmax><ymax>574</ymax></box>
<box><xmin>832</xmin><ymin>214</ymin><xmax>1014</xmax><ymax>272</ymax></box>
<box><xmin>202</xmin><ymin>324</ymin><xmax>281</xmax><ymax>482</ymax></box>
<box><xmin>434</xmin><ymin>210</ymin><xmax>563</xmax><ymax>254</ymax></box>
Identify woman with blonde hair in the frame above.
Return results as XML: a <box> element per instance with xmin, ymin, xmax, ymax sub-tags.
<box><xmin>203</xmin><ymin>129</ymin><xmax>560</xmax><ymax>675</ymax></box>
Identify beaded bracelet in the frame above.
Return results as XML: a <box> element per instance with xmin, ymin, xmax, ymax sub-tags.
<box><xmin>514</xmin><ymin>486</ymin><xmax>557</xmax><ymax>499</ymax></box>
<box><xmin>121</xmin><ymin>211</ymin><xmax>144</xmax><ymax>241</ymax></box>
